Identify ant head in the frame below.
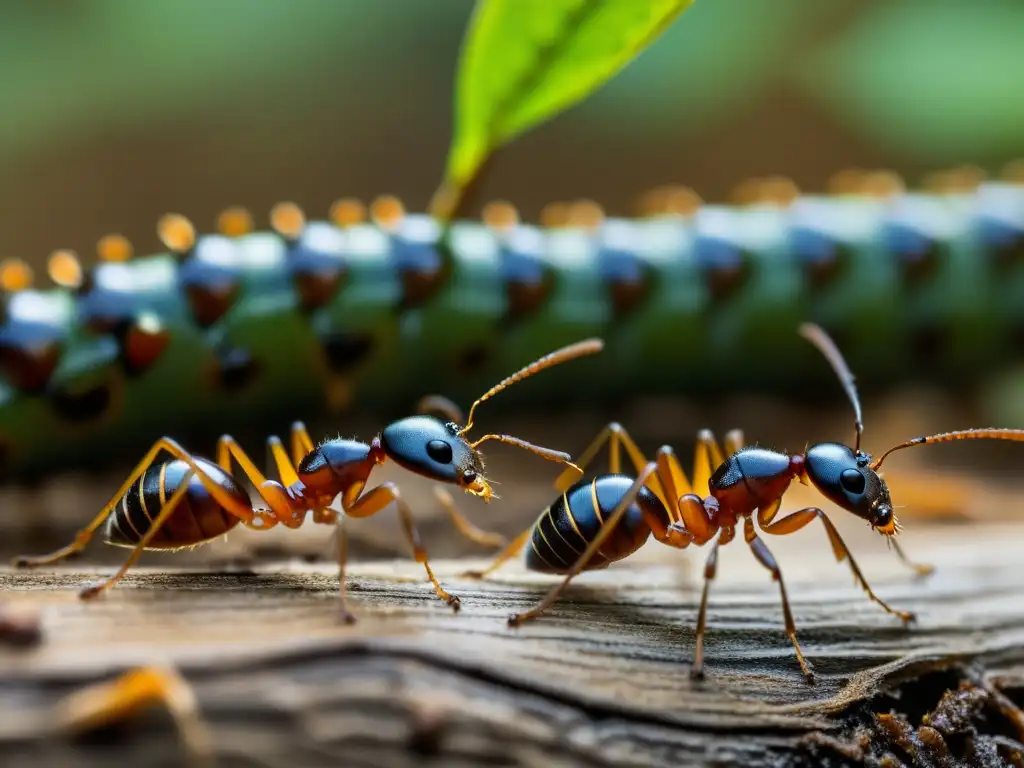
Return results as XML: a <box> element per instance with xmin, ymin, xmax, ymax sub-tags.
<box><xmin>800</xmin><ymin>323</ymin><xmax>1024</xmax><ymax>532</ymax></box>
<box><xmin>799</xmin><ymin>323</ymin><xmax>895</xmax><ymax>535</ymax></box>
<box><xmin>804</xmin><ymin>443</ymin><xmax>897</xmax><ymax>535</ymax></box>
<box><xmin>380</xmin><ymin>415</ymin><xmax>491</xmax><ymax>500</ymax></box>
<box><xmin>388</xmin><ymin>339</ymin><xmax>604</xmax><ymax>501</ymax></box>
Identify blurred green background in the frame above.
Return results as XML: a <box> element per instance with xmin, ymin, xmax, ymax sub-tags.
<box><xmin>1</xmin><ymin>0</ymin><xmax>1022</xmax><ymax>559</ymax></box>
<box><xmin>1</xmin><ymin>0</ymin><xmax>1021</xmax><ymax>264</ymax></box>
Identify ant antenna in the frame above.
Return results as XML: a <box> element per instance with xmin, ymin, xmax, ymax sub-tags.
<box><xmin>468</xmin><ymin>434</ymin><xmax>582</xmax><ymax>472</ymax></box>
<box><xmin>799</xmin><ymin>323</ymin><xmax>864</xmax><ymax>452</ymax></box>
<box><xmin>459</xmin><ymin>339</ymin><xmax>604</xmax><ymax>437</ymax></box>
<box><xmin>416</xmin><ymin>394</ymin><xmax>464</xmax><ymax>424</ymax></box>
<box><xmin>872</xmin><ymin>428</ymin><xmax>1024</xmax><ymax>470</ymax></box>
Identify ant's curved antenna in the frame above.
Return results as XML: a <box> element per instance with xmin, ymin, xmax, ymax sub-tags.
<box><xmin>799</xmin><ymin>323</ymin><xmax>864</xmax><ymax>452</ymax></box>
<box><xmin>873</xmin><ymin>428</ymin><xmax>1024</xmax><ymax>470</ymax></box>
<box><xmin>459</xmin><ymin>338</ymin><xmax>604</xmax><ymax>437</ymax></box>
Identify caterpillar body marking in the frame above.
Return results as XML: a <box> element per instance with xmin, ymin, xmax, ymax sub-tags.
<box><xmin>0</xmin><ymin>176</ymin><xmax>1022</xmax><ymax>481</ymax></box>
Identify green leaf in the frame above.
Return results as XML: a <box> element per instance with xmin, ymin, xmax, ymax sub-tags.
<box><xmin>432</xmin><ymin>0</ymin><xmax>694</xmax><ymax>219</ymax></box>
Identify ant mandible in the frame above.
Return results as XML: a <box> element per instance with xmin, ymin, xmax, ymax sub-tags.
<box><xmin>12</xmin><ymin>339</ymin><xmax>603</xmax><ymax>620</ymax></box>
<box><xmin>448</xmin><ymin>324</ymin><xmax>1024</xmax><ymax>681</ymax></box>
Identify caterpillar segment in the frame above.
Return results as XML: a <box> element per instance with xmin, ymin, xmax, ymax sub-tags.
<box><xmin>0</xmin><ymin>169</ymin><xmax>1022</xmax><ymax>481</ymax></box>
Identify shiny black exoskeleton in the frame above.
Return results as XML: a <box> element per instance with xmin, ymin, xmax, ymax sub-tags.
<box><xmin>525</xmin><ymin>474</ymin><xmax>670</xmax><ymax>574</ymax></box>
<box><xmin>13</xmin><ymin>339</ymin><xmax>604</xmax><ymax>615</ymax></box>
<box><xmin>471</xmin><ymin>323</ymin><xmax>1024</xmax><ymax>684</ymax></box>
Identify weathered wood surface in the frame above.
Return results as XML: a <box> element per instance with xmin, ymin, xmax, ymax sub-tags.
<box><xmin>1</xmin><ymin>517</ymin><xmax>1024</xmax><ymax>767</ymax></box>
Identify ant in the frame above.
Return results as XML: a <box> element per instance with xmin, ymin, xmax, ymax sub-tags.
<box><xmin>12</xmin><ymin>339</ymin><xmax>604</xmax><ymax>620</ymax></box>
<box><xmin>446</xmin><ymin>324</ymin><xmax>1024</xmax><ymax>682</ymax></box>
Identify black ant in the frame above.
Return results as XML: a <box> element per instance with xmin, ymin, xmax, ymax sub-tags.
<box><xmin>448</xmin><ymin>324</ymin><xmax>1024</xmax><ymax>681</ymax></box>
<box><xmin>12</xmin><ymin>339</ymin><xmax>603</xmax><ymax>620</ymax></box>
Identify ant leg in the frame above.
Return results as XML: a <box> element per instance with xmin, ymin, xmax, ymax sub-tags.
<box><xmin>554</xmin><ymin>421</ymin><xmax>651</xmax><ymax>486</ymax></box>
<box><xmin>690</xmin><ymin>538</ymin><xmax>721</xmax><ymax>681</ymax></box>
<box><xmin>261</xmin><ymin>435</ymin><xmax>310</xmax><ymax>530</ymax></box>
<box><xmin>303</xmin><ymin>506</ymin><xmax>350</xmax><ymax>619</ymax></box>
<box><xmin>416</xmin><ymin>394</ymin><xmax>465</xmax><ymax>424</ymax></box>
<box><xmin>267</xmin><ymin>436</ymin><xmax>299</xmax><ymax>486</ymax></box>
<box><xmin>289</xmin><ymin>421</ymin><xmax>316</xmax><ymax>467</ymax></box>
<box><xmin>433</xmin><ymin>487</ymin><xmax>507</xmax><ymax>548</ymax></box>
<box><xmin>743</xmin><ymin>519</ymin><xmax>814</xmax><ymax>682</ymax></box>
<box><xmin>459</xmin><ymin>526</ymin><xmax>534</xmax><ymax>579</ymax></box>
<box><xmin>508</xmin><ymin>464</ymin><xmax>658</xmax><ymax>626</ymax></box>
<box><xmin>344</xmin><ymin>482</ymin><xmax>460</xmax><ymax>611</ymax></box>
<box><xmin>13</xmin><ymin>438</ymin><xmax>253</xmax><ymax>568</ymax></box>
<box><xmin>216</xmin><ymin>434</ymin><xmax>303</xmax><ymax>529</ymax></box>
<box><xmin>335</xmin><ymin>516</ymin><xmax>356</xmax><ymax>624</ymax></box>
<box><xmin>693</xmin><ymin>429</ymin><xmax>727</xmax><ymax>496</ymax></box>
<box><xmin>889</xmin><ymin>539</ymin><xmax>935</xmax><ymax>578</ymax></box>
<box><xmin>56</xmin><ymin>666</ymin><xmax>213</xmax><ymax>768</ymax></box>
<box><xmin>653</xmin><ymin>446</ymin><xmax>716</xmax><ymax>544</ymax></box>
<box><xmin>759</xmin><ymin>506</ymin><xmax>915</xmax><ymax>624</ymax></box>
<box><xmin>78</xmin><ymin>473</ymin><xmax>195</xmax><ymax>599</ymax></box>
<box><xmin>724</xmin><ymin>429</ymin><xmax>745</xmax><ymax>454</ymax></box>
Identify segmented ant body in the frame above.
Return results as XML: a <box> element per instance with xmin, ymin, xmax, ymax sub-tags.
<box><xmin>13</xmin><ymin>340</ymin><xmax>603</xmax><ymax>619</ymax></box>
<box><xmin>452</xmin><ymin>324</ymin><xmax>1024</xmax><ymax>681</ymax></box>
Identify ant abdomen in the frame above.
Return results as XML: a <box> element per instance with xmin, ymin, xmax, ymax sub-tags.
<box><xmin>526</xmin><ymin>474</ymin><xmax>664</xmax><ymax>574</ymax></box>
<box><xmin>105</xmin><ymin>458</ymin><xmax>245</xmax><ymax>550</ymax></box>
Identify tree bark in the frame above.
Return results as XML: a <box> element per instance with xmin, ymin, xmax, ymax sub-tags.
<box><xmin>1</xmin><ymin>519</ymin><xmax>1024</xmax><ymax>767</ymax></box>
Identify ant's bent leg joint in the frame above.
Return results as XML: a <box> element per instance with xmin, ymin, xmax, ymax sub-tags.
<box><xmin>746</xmin><ymin>528</ymin><xmax>815</xmax><ymax>683</ymax></box>
<box><xmin>678</xmin><ymin>494</ymin><xmax>717</xmax><ymax>545</ymax></box>
<box><xmin>345</xmin><ymin>483</ymin><xmax>461</xmax><ymax>612</ymax></box>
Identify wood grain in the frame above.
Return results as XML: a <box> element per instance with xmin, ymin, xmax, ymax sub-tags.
<box><xmin>1</xmin><ymin>518</ymin><xmax>1024</xmax><ymax>767</ymax></box>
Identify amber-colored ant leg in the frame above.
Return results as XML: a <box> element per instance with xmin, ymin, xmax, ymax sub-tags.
<box><xmin>724</xmin><ymin>429</ymin><xmax>745</xmax><ymax>454</ymax></box>
<box><xmin>654</xmin><ymin>445</ymin><xmax>691</xmax><ymax>518</ymax></box>
<box><xmin>13</xmin><ymin>438</ymin><xmax>255</xmax><ymax>568</ymax></box>
<box><xmin>55</xmin><ymin>666</ymin><xmax>213</xmax><ymax>768</ymax></box>
<box><xmin>508</xmin><ymin>464</ymin><xmax>659</xmax><ymax>626</ymax></box>
<box><xmin>261</xmin><ymin>435</ymin><xmax>311</xmax><ymax>529</ymax></box>
<box><xmin>693</xmin><ymin>429</ymin><xmax>727</xmax><ymax>495</ymax></box>
<box><xmin>416</xmin><ymin>394</ymin><xmax>465</xmax><ymax>424</ymax></box>
<box><xmin>283</xmin><ymin>423</ymin><xmax>338</xmax><ymax>524</ymax></box>
<box><xmin>690</xmin><ymin>537</ymin><xmax>721</xmax><ymax>681</ymax></box>
<box><xmin>215</xmin><ymin>434</ymin><xmax>302</xmax><ymax>529</ymax></box>
<box><xmin>744</xmin><ymin>518</ymin><xmax>814</xmax><ymax>682</ymax></box>
<box><xmin>432</xmin><ymin>487</ymin><xmax>507</xmax><ymax>548</ymax></box>
<box><xmin>759</xmin><ymin>507</ymin><xmax>916</xmax><ymax>624</ymax></box>
<box><xmin>889</xmin><ymin>538</ymin><xmax>935</xmax><ymax>578</ymax></box>
<box><xmin>78</xmin><ymin>474</ymin><xmax>196</xmax><ymax>599</ymax></box>
<box><xmin>289</xmin><ymin>421</ymin><xmax>316</xmax><ymax>467</ymax></box>
<box><xmin>653</xmin><ymin>445</ymin><xmax>716</xmax><ymax>545</ymax></box>
<box><xmin>267</xmin><ymin>435</ymin><xmax>299</xmax><ymax>486</ymax></box>
<box><xmin>463</xmin><ymin>424</ymin><xmax>663</xmax><ymax>582</ymax></box>
<box><xmin>459</xmin><ymin>526</ymin><xmax>533</xmax><ymax>579</ymax></box>
<box><xmin>553</xmin><ymin>422</ymin><xmax>659</xmax><ymax>495</ymax></box>
<box><xmin>345</xmin><ymin>482</ymin><xmax>460</xmax><ymax>611</ymax></box>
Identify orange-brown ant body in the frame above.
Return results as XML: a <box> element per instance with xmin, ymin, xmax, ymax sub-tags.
<box><xmin>13</xmin><ymin>339</ymin><xmax>603</xmax><ymax>619</ymax></box>
<box><xmin>451</xmin><ymin>324</ymin><xmax>1024</xmax><ymax>681</ymax></box>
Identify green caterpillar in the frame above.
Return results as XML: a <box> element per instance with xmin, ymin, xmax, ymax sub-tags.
<box><xmin>0</xmin><ymin>177</ymin><xmax>1021</xmax><ymax>482</ymax></box>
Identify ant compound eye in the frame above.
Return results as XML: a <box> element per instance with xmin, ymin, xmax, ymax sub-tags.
<box><xmin>426</xmin><ymin>439</ymin><xmax>453</xmax><ymax>464</ymax></box>
<box><xmin>462</xmin><ymin>468</ymin><xmax>477</xmax><ymax>484</ymax></box>
<box><xmin>839</xmin><ymin>468</ymin><xmax>866</xmax><ymax>495</ymax></box>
